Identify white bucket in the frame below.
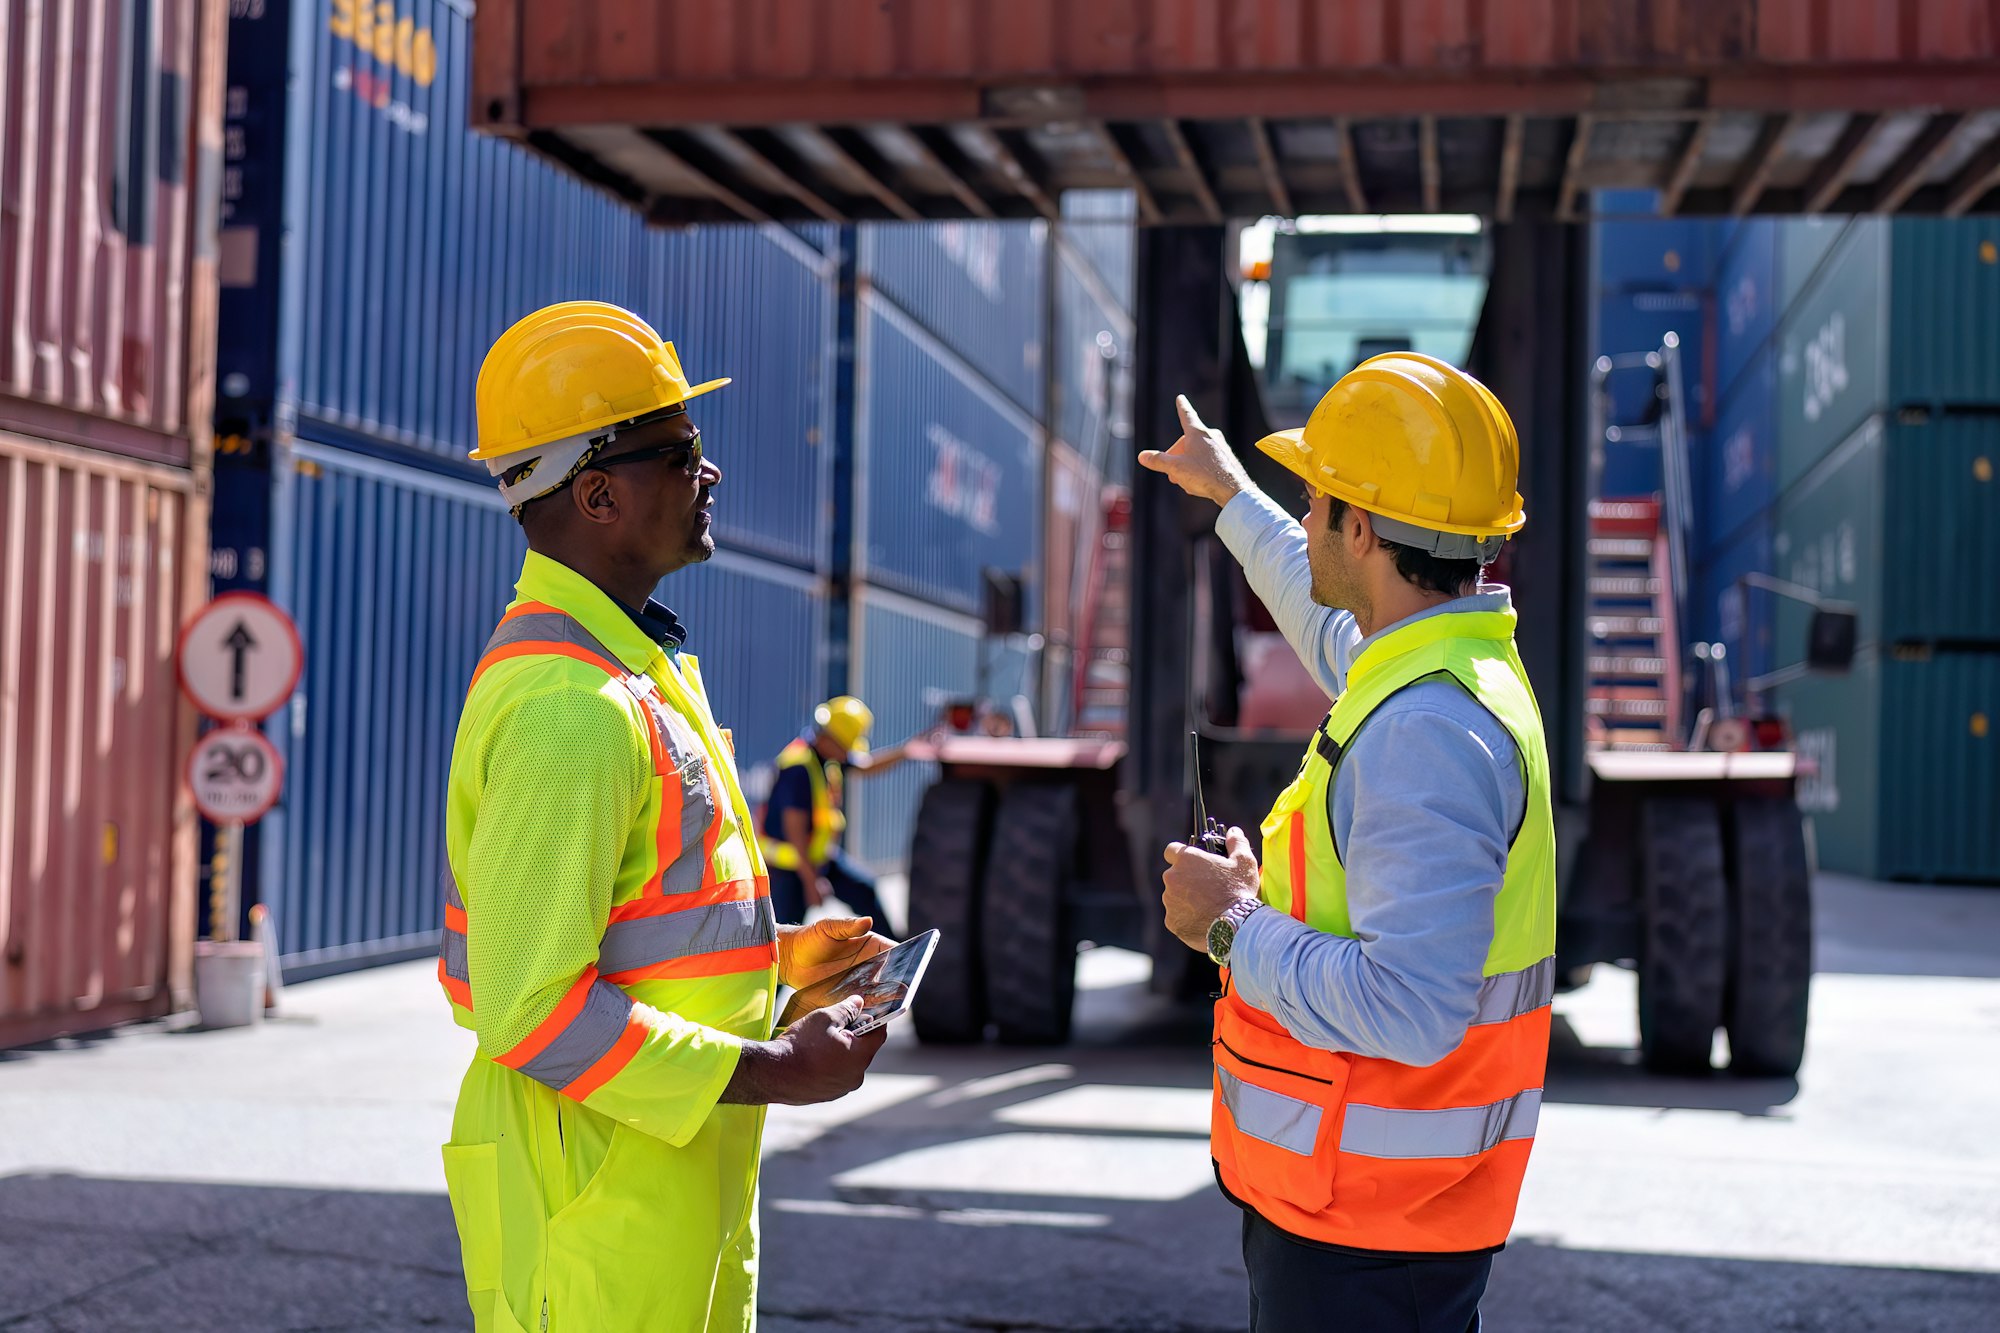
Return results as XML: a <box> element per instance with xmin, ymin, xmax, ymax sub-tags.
<box><xmin>194</xmin><ymin>940</ymin><xmax>267</xmax><ymax>1029</ymax></box>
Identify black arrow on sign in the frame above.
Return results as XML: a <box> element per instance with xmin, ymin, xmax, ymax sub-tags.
<box><xmin>224</xmin><ymin>620</ymin><xmax>258</xmax><ymax>701</ymax></box>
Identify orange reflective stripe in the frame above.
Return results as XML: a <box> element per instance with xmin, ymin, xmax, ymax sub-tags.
<box><xmin>604</xmin><ymin>942</ymin><xmax>777</xmax><ymax>984</ymax></box>
<box><xmin>607</xmin><ymin>879</ymin><xmax>762</xmax><ymax>922</ymax></box>
<box><xmin>470</xmin><ymin>640</ymin><xmax>624</xmax><ymax>691</ymax></box>
<box><xmin>1288</xmin><ymin>811</ymin><xmax>1308</xmax><ymax>923</ymax></box>
<box><xmin>562</xmin><ymin>1018</ymin><xmax>647</xmax><ymax>1103</ymax></box>
<box><xmin>497</xmin><ymin>967</ymin><xmax>598</xmax><ymax>1071</ymax></box>
<box><xmin>500</xmin><ymin>601</ymin><xmax>563</xmax><ymax>622</ymax></box>
<box><xmin>444</xmin><ymin>901</ymin><xmax>467</xmax><ymax>934</ymax></box>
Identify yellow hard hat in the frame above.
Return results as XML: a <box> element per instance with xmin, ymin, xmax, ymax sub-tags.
<box><xmin>814</xmin><ymin>696</ymin><xmax>873</xmax><ymax>758</ymax></box>
<box><xmin>1254</xmin><ymin>352</ymin><xmax>1524</xmax><ymax>560</ymax></box>
<box><xmin>471</xmin><ymin>301</ymin><xmax>728</xmax><ymax>463</ymax></box>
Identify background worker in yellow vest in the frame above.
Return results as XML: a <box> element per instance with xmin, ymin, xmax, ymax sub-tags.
<box><xmin>759</xmin><ymin>697</ymin><xmax>930</xmax><ymax>934</ymax></box>
<box><xmin>1140</xmin><ymin>357</ymin><xmax>1556</xmax><ymax>1333</ymax></box>
<box><xmin>440</xmin><ymin>302</ymin><xmax>896</xmax><ymax>1333</ymax></box>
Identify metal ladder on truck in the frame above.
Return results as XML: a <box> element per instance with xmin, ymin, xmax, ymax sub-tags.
<box><xmin>1586</xmin><ymin>333</ymin><xmax>1697</xmax><ymax>751</ymax></box>
<box><xmin>1072</xmin><ymin>490</ymin><xmax>1132</xmax><ymax>739</ymax></box>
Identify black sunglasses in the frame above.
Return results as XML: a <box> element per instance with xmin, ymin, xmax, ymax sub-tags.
<box><xmin>588</xmin><ymin>431</ymin><xmax>704</xmax><ymax>481</ymax></box>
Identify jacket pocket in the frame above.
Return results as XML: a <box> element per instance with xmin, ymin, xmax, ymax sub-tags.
<box><xmin>440</xmin><ymin>1142</ymin><xmax>532</xmax><ymax>1333</ymax></box>
<box><xmin>1212</xmin><ymin>1006</ymin><xmax>1351</xmax><ymax>1215</ymax></box>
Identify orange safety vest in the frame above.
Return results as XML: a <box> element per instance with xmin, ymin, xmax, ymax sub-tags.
<box><xmin>1211</xmin><ymin>608</ymin><xmax>1556</xmax><ymax>1256</ymax></box>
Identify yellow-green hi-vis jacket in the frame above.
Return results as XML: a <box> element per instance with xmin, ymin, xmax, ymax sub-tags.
<box><xmin>438</xmin><ymin>550</ymin><xmax>778</xmax><ymax>1333</ymax></box>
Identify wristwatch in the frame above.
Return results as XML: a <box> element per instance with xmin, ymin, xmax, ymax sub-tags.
<box><xmin>1207</xmin><ymin>897</ymin><xmax>1264</xmax><ymax>967</ymax></box>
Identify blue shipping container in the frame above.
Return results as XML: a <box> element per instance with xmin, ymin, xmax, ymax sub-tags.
<box><xmin>1593</xmin><ymin>190</ymin><xmax>1718</xmax><ymax>291</ymax></box>
<box><xmin>844</xmin><ymin>587</ymin><xmax>1036</xmax><ymax>871</ymax></box>
<box><xmin>858</xmin><ymin>221</ymin><xmax>1048</xmax><ymax>419</ymax></box>
<box><xmin>1694</xmin><ymin>515</ymin><xmax>1776</xmax><ymax>694</ymax></box>
<box><xmin>856</xmin><ymin>295</ymin><xmax>1044</xmax><ymax>619</ymax></box>
<box><xmin>1594</xmin><ymin>288</ymin><xmax>1712</xmax><ymax>428</ymax></box>
<box><xmin>1714</xmin><ymin>218</ymin><xmax>1777</xmax><ymax>400</ymax></box>
<box><xmin>1051</xmin><ymin>243</ymin><xmax>1134</xmax><ymax>472</ymax></box>
<box><xmin>1701</xmin><ymin>345</ymin><xmax>1777</xmax><ymax>553</ymax></box>
<box><xmin>220</xmin><ymin>0</ymin><xmax>835</xmax><ymax>568</ymax></box>
<box><xmin>262</xmin><ymin>444</ymin><xmax>526</xmax><ymax>974</ymax></box>
<box><xmin>1059</xmin><ymin>190</ymin><xmax>1137</xmax><ymax>314</ymax></box>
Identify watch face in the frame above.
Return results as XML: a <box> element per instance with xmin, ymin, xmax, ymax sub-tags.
<box><xmin>1207</xmin><ymin>916</ymin><xmax>1233</xmax><ymax>963</ymax></box>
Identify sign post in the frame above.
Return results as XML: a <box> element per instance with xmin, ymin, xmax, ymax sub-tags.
<box><xmin>179</xmin><ymin>593</ymin><xmax>301</xmax><ymax>945</ymax></box>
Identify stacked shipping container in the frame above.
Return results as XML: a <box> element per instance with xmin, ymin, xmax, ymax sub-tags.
<box><xmin>844</xmin><ymin>197</ymin><xmax>1137</xmax><ymax>869</ymax></box>
<box><xmin>0</xmin><ymin>0</ymin><xmax>227</xmax><ymax>1041</ymax></box>
<box><xmin>214</xmin><ymin>0</ymin><xmax>836</xmax><ymax>970</ymax></box>
<box><xmin>1603</xmin><ymin>207</ymin><xmax>2000</xmax><ymax>882</ymax></box>
<box><xmin>206</xmin><ymin>0</ymin><xmax>1132</xmax><ymax>954</ymax></box>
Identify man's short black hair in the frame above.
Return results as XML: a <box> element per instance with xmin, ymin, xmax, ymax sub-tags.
<box><xmin>1324</xmin><ymin>497</ymin><xmax>1484</xmax><ymax>598</ymax></box>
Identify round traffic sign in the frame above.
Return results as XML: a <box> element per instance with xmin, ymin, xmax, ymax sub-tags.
<box><xmin>187</xmin><ymin>727</ymin><xmax>285</xmax><ymax>825</ymax></box>
<box><xmin>178</xmin><ymin>592</ymin><xmax>302</xmax><ymax>722</ymax></box>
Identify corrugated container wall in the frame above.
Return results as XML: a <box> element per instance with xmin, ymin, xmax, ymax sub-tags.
<box><xmin>261</xmin><ymin>448</ymin><xmax>525</xmax><ymax>973</ymax></box>
<box><xmin>846</xmin><ymin>588</ymin><xmax>1033</xmax><ymax>872</ymax></box>
<box><xmin>1059</xmin><ymin>190</ymin><xmax>1137</xmax><ymax>314</ymax></box>
<box><xmin>1695</xmin><ymin>514</ymin><xmax>1776</xmax><ymax>692</ymax></box>
<box><xmin>857</xmin><ymin>222</ymin><xmax>1048</xmax><ymax>419</ymax></box>
<box><xmin>0</xmin><ymin>434</ymin><xmax>200</xmax><ymax>1042</ymax></box>
<box><xmin>219</xmin><ymin>0</ymin><xmax>836</xmax><ymax>567</ymax></box>
<box><xmin>0</xmin><ymin>0</ymin><xmax>224</xmax><ymax>467</ymax></box>
<box><xmin>856</xmin><ymin>295</ymin><xmax>1043</xmax><ymax>619</ymax></box>
<box><xmin>1785</xmin><ymin>648</ymin><xmax>2000</xmax><ymax>883</ymax></box>
<box><xmin>1703</xmin><ymin>344</ymin><xmax>1777</xmax><ymax>553</ymax></box>
<box><xmin>1051</xmin><ymin>244</ymin><xmax>1133</xmax><ymax>473</ymax></box>
<box><xmin>1714</xmin><ymin>219</ymin><xmax>1777</xmax><ymax>402</ymax></box>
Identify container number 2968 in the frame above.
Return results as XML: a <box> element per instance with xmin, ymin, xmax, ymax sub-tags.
<box><xmin>329</xmin><ymin>0</ymin><xmax>437</xmax><ymax>87</ymax></box>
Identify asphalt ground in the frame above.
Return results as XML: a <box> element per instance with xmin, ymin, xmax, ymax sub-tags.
<box><xmin>0</xmin><ymin>871</ymin><xmax>1994</xmax><ymax>1331</ymax></box>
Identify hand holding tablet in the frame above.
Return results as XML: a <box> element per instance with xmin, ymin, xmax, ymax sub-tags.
<box><xmin>777</xmin><ymin>929</ymin><xmax>941</xmax><ymax>1036</ymax></box>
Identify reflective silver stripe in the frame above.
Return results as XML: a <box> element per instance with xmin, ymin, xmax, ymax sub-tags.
<box><xmin>440</xmin><ymin>925</ymin><xmax>469</xmax><ymax>982</ymax></box>
<box><xmin>1471</xmin><ymin>957</ymin><xmax>1555</xmax><ymax>1026</ymax></box>
<box><xmin>514</xmin><ymin>980</ymin><xmax>634</xmax><ymax>1091</ymax></box>
<box><xmin>1338</xmin><ymin>1089</ymin><xmax>1543</xmax><ymax>1160</ymax></box>
<box><xmin>599</xmin><ymin>898</ymin><xmax>777</xmax><ymax>975</ymax></box>
<box><xmin>1216</xmin><ymin>1067</ymin><xmax>1323</xmax><ymax>1155</ymax></box>
<box><xmin>637</xmin><ymin>689</ymin><xmax>717</xmax><ymax>894</ymax></box>
<box><xmin>444</xmin><ymin>876</ymin><xmax>465</xmax><ymax>912</ymax></box>
<box><xmin>482</xmin><ymin>611</ymin><xmax>620</xmax><ymax>666</ymax></box>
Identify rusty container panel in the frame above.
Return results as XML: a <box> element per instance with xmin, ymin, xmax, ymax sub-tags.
<box><xmin>0</xmin><ymin>0</ymin><xmax>227</xmax><ymax>467</ymax></box>
<box><xmin>0</xmin><ymin>431</ymin><xmax>201</xmax><ymax>1047</ymax></box>
<box><xmin>489</xmin><ymin>0</ymin><xmax>1997</xmax><ymax>111</ymax></box>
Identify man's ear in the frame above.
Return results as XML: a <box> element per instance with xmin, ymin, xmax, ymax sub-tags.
<box><xmin>1348</xmin><ymin>506</ymin><xmax>1376</xmax><ymax>555</ymax></box>
<box><xmin>571</xmin><ymin>469</ymin><xmax>619</xmax><ymax>526</ymax></box>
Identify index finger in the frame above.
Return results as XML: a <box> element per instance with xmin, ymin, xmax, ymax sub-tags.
<box><xmin>1175</xmin><ymin>394</ymin><xmax>1205</xmax><ymax>433</ymax></box>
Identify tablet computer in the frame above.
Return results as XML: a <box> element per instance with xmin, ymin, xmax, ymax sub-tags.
<box><xmin>776</xmin><ymin>928</ymin><xmax>940</xmax><ymax>1036</ymax></box>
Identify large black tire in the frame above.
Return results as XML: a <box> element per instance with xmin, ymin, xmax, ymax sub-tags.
<box><xmin>981</xmin><ymin>784</ymin><xmax>1080</xmax><ymax>1046</ymax></box>
<box><xmin>1637</xmin><ymin>798</ymin><xmax>1728</xmax><ymax>1075</ymax></box>
<box><xmin>906</xmin><ymin>779</ymin><xmax>995</xmax><ymax>1044</ymax></box>
<box><xmin>1721</xmin><ymin>797</ymin><xmax>1813</xmax><ymax>1078</ymax></box>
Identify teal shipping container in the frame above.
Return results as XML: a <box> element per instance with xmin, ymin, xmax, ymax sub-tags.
<box><xmin>1784</xmin><ymin>647</ymin><xmax>2000</xmax><ymax>883</ymax></box>
<box><xmin>1775</xmin><ymin>413</ymin><xmax>2000</xmax><ymax>650</ymax></box>
<box><xmin>1775</xmin><ymin>218</ymin><xmax>2000</xmax><ymax>491</ymax></box>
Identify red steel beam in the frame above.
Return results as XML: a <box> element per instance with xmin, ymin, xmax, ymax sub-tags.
<box><xmin>1802</xmin><ymin>113</ymin><xmax>1885</xmax><ymax>214</ymax></box>
<box><xmin>1247</xmin><ymin>116</ymin><xmax>1294</xmax><ymax>217</ymax></box>
<box><xmin>1657</xmin><ymin>113</ymin><xmax>1716</xmax><ymax>216</ymax></box>
<box><xmin>1872</xmin><ymin>112</ymin><xmax>1967</xmax><ymax>213</ymax></box>
<box><xmin>1495</xmin><ymin>114</ymin><xmax>1525</xmax><ymax>223</ymax></box>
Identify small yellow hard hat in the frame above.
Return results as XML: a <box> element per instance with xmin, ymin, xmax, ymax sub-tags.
<box><xmin>472</xmin><ymin>301</ymin><xmax>728</xmax><ymax>463</ymax></box>
<box><xmin>814</xmin><ymin>696</ymin><xmax>874</xmax><ymax>758</ymax></box>
<box><xmin>1255</xmin><ymin>352</ymin><xmax>1524</xmax><ymax>559</ymax></box>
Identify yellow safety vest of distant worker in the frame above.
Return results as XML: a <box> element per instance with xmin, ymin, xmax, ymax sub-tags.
<box><xmin>437</xmin><ymin>301</ymin><xmax>890</xmax><ymax>1333</ymax></box>
<box><xmin>1147</xmin><ymin>352</ymin><xmax>1556</xmax><ymax>1330</ymax></box>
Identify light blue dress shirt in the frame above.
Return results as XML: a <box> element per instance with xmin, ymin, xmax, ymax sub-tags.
<box><xmin>1215</xmin><ymin>488</ymin><xmax>1527</xmax><ymax>1067</ymax></box>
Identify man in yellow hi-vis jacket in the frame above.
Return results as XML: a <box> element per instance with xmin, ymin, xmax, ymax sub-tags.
<box><xmin>438</xmin><ymin>302</ymin><xmax>892</xmax><ymax>1332</ymax></box>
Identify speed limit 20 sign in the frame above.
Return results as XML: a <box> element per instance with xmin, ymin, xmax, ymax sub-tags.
<box><xmin>188</xmin><ymin>727</ymin><xmax>285</xmax><ymax>825</ymax></box>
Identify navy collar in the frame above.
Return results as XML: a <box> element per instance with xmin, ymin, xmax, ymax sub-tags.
<box><xmin>614</xmin><ymin>595</ymin><xmax>687</xmax><ymax>651</ymax></box>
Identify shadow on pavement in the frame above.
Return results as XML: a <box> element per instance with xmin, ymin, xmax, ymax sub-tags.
<box><xmin>0</xmin><ymin>1171</ymin><xmax>464</xmax><ymax>1332</ymax></box>
<box><xmin>1812</xmin><ymin>874</ymin><xmax>2000</xmax><ymax>979</ymax></box>
<box><xmin>1542</xmin><ymin>1013</ymin><xmax>1802</xmax><ymax>1115</ymax></box>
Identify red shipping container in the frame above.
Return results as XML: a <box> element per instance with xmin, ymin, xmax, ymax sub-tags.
<box><xmin>0</xmin><ymin>0</ymin><xmax>227</xmax><ymax>466</ymax></box>
<box><xmin>0</xmin><ymin>431</ymin><xmax>205</xmax><ymax>1046</ymax></box>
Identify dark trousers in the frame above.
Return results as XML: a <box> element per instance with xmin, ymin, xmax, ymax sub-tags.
<box><xmin>1242</xmin><ymin>1210</ymin><xmax>1491</xmax><ymax>1333</ymax></box>
<box><xmin>768</xmin><ymin>847</ymin><xmax>897</xmax><ymax>939</ymax></box>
